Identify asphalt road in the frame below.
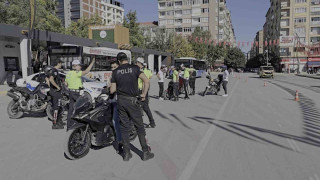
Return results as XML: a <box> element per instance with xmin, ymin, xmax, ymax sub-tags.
<box><xmin>0</xmin><ymin>73</ymin><xmax>319</xmax><ymax>180</ymax></box>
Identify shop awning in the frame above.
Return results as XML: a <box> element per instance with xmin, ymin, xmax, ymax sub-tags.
<box><xmin>307</xmin><ymin>61</ymin><xmax>320</xmax><ymax>66</ymax></box>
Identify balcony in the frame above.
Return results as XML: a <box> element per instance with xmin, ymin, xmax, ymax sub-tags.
<box><xmin>281</xmin><ymin>2</ymin><xmax>290</xmax><ymax>8</ymax></box>
<box><xmin>311</xmin><ymin>11</ymin><xmax>320</xmax><ymax>16</ymax></box>
<box><xmin>311</xmin><ymin>0</ymin><xmax>320</xmax><ymax>5</ymax></box>
<box><xmin>311</xmin><ymin>21</ymin><xmax>320</xmax><ymax>25</ymax></box>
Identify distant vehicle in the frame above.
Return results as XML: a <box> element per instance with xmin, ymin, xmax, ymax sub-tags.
<box><xmin>259</xmin><ymin>66</ymin><xmax>274</xmax><ymax>78</ymax></box>
<box><xmin>174</xmin><ymin>57</ymin><xmax>206</xmax><ymax>78</ymax></box>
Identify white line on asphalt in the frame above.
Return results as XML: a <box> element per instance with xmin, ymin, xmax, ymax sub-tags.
<box><xmin>177</xmin><ymin>80</ymin><xmax>240</xmax><ymax>180</ymax></box>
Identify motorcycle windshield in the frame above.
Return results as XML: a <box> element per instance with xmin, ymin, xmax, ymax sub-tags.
<box><xmin>73</xmin><ymin>95</ymin><xmax>91</xmax><ymax>116</ymax></box>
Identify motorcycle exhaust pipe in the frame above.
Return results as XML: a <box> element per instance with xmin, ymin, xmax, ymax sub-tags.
<box><xmin>7</xmin><ymin>91</ymin><xmax>20</xmax><ymax>101</ymax></box>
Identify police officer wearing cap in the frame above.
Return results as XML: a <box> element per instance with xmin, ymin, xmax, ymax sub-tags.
<box><xmin>136</xmin><ymin>58</ymin><xmax>156</xmax><ymax>128</ymax></box>
<box><xmin>110</xmin><ymin>53</ymin><xmax>154</xmax><ymax>161</ymax></box>
<box><xmin>47</xmin><ymin>60</ymin><xmax>64</xmax><ymax>129</ymax></box>
<box><xmin>65</xmin><ymin>58</ymin><xmax>95</xmax><ymax>130</ymax></box>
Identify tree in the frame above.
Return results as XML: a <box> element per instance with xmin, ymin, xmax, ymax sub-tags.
<box><xmin>65</xmin><ymin>14</ymin><xmax>103</xmax><ymax>38</ymax></box>
<box><xmin>0</xmin><ymin>0</ymin><xmax>64</xmax><ymax>33</ymax></box>
<box><xmin>207</xmin><ymin>45</ymin><xmax>226</xmax><ymax>66</ymax></box>
<box><xmin>146</xmin><ymin>29</ymin><xmax>174</xmax><ymax>52</ymax></box>
<box><xmin>168</xmin><ymin>34</ymin><xmax>195</xmax><ymax>58</ymax></box>
<box><xmin>123</xmin><ymin>10</ymin><xmax>144</xmax><ymax>48</ymax></box>
<box><xmin>246</xmin><ymin>54</ymin><xmax>264</xmax><ymax>68</ymax></box>
<box><xmin>225</xmin><ymin>47</ymin><xmax>246</xmax><ymax>68</ymax></box>
<box><xmin>189</xmin><ymin>27</ymin><xmax>211</xmax><ymax>60</ymax></box>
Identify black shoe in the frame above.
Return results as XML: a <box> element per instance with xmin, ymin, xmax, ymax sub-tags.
<box><xmin>57</xmin><ymin>121</ymin><xmax>66</xmax><ymax>126</ymax></box>
<box><xmin>142</xmin><ymin>151</ymin><xmax>154</xmax><ymax>161</ymax></box>
<box><xmin>52</xmin><ymin>123</ymin><xmax>64</xmax><ymax>130</ymax></box>
<box><xmin>123</xmin><ymin>151</ymin><xmax>133</xmax><ymax>161</ymax></box>
<box><xmin>149</xmin><ymin>123</ymin><xmax>156</xmax><ymax>128</ymax></box>
<box><xmin>184</xmin><ymin>97</ymin><xmax>190</xmax><ymax>100</ymax></box>
<box><xmin>116</xmin><ymin>143</ymin><xmax>123</xmax><ymax>154</ymax></box>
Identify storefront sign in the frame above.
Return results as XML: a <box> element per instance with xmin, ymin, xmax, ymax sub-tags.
<box><xmin>280</xmin><ymin>36</ymin><xmax>295</xmax><ymax>47</ymax></box>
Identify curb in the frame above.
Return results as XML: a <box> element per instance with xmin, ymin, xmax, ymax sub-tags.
<box><xmin>296</xmin><ymin>74</ymin><xmax>320</xmax><ymax>80</ymax></box>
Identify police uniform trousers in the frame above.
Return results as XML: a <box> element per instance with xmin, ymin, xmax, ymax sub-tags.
<box><xmin>67</xmin><ymin>90</ymin><xmax>81</xmax><ymax>130</ymax></box>
<box><xmin>117</xmin><ymin>96</ymin><xmax>149</xmax><ymax>152</ymax></box>
<box><xmin>139</xmin><ymin>90</ymin><xmax>155</xmax><ymax>125</ymax></box>
<box><xmin>183</xmin><ymin>79</ymin><xmax>190</xmax><ymax>98</ymax></box>
<box><xmin>189</xmin><ymin>78</ymin><xmax>196</xmax><ymax>93</ymax></box>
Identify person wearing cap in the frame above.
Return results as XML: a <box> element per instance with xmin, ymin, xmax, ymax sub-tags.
<box><xmin>48</xmin><ymin>60</ymin><xmax>64</xmax><ymax>129</ymax></box>
<box><xmin>136</xmin><ymin>58</ymin><xmax>156</xmax><ymax>128</ymax></box>
<box><xmin>143</xmin><ymin>63</ymin><xmax>153</xmax><ymax>79</ymax></box>
<box><xmin>180</xmin><ymin>64</ymin><xmax>195</xmax><ymax>100</ymax></box>
<box><xmin>110</xmin><ymin>53</ymin><xmax>154</xmax><ymax>161</ymax></box>
<box><xmin>65</xmin><ymin>57</ymin><xmax>95</xmax><ymax>130</ymax></box>
<box><xmin>188</xmin><ymin>64</ymin><xmax>197</xmax><ymax>96</ymax></box>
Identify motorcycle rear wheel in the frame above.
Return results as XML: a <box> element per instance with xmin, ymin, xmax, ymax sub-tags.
<box><xmin>7</xmin><ymin>100</ymin><xmax>23</xmax><ymax>119</ymax></box>
<box><xmin>64</xmin><ymin>126</ymin><xmax>91</xmax><ymax>160</ymax></box>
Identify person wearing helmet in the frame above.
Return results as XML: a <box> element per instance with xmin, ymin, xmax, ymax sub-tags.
<box><xmin>110</xmin><ymin>53</ymin><xmax>154</xmax><ymax>162</ymax></box>
<box><xmin>65</xmin><ymin>57</ymin><xmax>95</xmax><ymax>130</ymax></box>
<box><xmin>46</xmin><ymin>60</ymin><xmax>64</xmax><ymax>129</ymax></box>
<box><xmin>137</xmin><ymin>58</ymin><xmax>156</xmax><ymax>128</ymax></box>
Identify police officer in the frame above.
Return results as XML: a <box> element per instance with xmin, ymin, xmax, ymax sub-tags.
<box><xmin>65</xmin><ymin>58</ymin><xmax>95</xmax><ymax>130</ymax></box>
<box><xmin>47</xmin><ymin>60</ymin><xmax>64</xmax><ymax>129</ymax></box>
<box><xmin>172</xmin><ymin>66</ymin><xmax>179</xmax><ymax>101</ymax></box>
<box><xmin>180</xmin><ymin>64</ymin><xmax>194</xmax><ymax>100</ymax></box>
<box><xmin>110</xmin><ymin>53</ymin><xmax>154</xmax><ymax>161</ymax></box>
<box><xmin>136</xmin><ymin>58</ymin><xmax>156</xmax><ymax>128</ymax></box>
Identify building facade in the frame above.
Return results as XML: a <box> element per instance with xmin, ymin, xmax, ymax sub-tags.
<box><xmin>263</xmin><ymin>0</ymin><xmax>320</xmax><ymax>72</ymax></box>
<box><xmin>250</xmin><ymin>30</ymin><xmax>264</xmax><ymax>58</ymax></box>
<box><xmin>139</xmin><ymin>21</ymin><xmax>160</xmax><ymax>42</ymax></box>
<box><xmin>157</xmin><ymin>0</ymin><xmax>235</xmax><ymax>43</ymax></box>
<box><xmin>56</xmin><ymin>0</ymin><xmax>124</xmax><ymax>27</ymax></box>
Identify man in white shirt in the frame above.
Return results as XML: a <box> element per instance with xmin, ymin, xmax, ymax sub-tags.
<box><xmin>157</xmin><ymin>66</ymin><xmax>165</xmax><ymax>100</ymax></box>
<box><xmin>222</xmin><ymin>66</ymin><xmax>229</xmax><ymax>97</ymax></box>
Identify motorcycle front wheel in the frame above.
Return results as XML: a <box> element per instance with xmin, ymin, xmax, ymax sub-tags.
<box><xmin>64</xmin><ymin>126</ymin><xmax>91</xmax><ymax>160</ymax></box>
<box><xmin>7</xmin><ymin>100</ymin><xmax>23</xmax><ymax>119</ymax></box>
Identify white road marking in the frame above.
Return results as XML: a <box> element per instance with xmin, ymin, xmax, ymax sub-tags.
<box><xmin>177</xmin><ymin>80</ymin><xmax>240</xmax><ymax>180</ymax></box>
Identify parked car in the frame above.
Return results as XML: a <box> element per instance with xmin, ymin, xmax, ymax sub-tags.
<box><xmin>16</xmin><ymin>71</ymin><xmax>106</xmax><ymax>102</ymax></box>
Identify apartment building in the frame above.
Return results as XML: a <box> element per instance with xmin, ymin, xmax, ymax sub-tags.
<box><xmin>263</xmin><ymin>0</ymin><xmax>320</xmax><ymax>72</ymax></box>
<box><xmin>56</xmin><ymin>0</ymin><xmax>124</xmax><ymax>28</ymax></box>
<box><xmin>139</xmin><ymin>21</ymin><xmax>160</xmax><ymax>42</ymax></box>
<box><xmin>157</xmin><ymin>0</ymin><xmax>235</xmax><ymax>43</ymax></box>
<box><xmin>250</xmin><ymin>30</ymin><xmax>264</xmax><ymax>57</ymax></box>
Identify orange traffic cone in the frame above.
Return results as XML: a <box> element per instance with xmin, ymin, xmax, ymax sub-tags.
<box><xmin>264</xmin><ymin>81</ymin><xmax>266</xmax><ymax>87</ymax></box>
<box><xmin>295</xmin><ymin>90</ymin><xmax>299</xmax><ymax>101</ymax></box>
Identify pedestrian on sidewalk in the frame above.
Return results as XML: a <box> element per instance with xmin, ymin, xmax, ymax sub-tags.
<box><xmin>222</xmin><ymin>66</ymin><xmax>229</xmax><ymax>97</ymax></box>
<box><xmin>157</xmin><ymin>66</ymin><xmax>165</xmax><ymax>100</ymax></box>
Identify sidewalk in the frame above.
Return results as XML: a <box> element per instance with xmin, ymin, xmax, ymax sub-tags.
<box><xmin>0</xmin><ymin>85</ymin><xmax>10</xmax><ymax>95</ymax></box>
<box><xmin>296</xmin><ymin>73</ymin><xmax>320</xmax><ymax>79</ymax></box>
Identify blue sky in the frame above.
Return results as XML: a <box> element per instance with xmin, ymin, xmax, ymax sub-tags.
<box><xmin>120</xmin><ymin>0</ymin><xmax>270</xmax><ymax>52</ymax></box>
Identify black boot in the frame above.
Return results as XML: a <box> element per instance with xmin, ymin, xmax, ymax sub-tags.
<box><xmin>142</xmin><ymin>150</ymin><xmax>154</xmax><ymax>161</ymax></box>
<box><xmin>122</xmin><ymin>143</ymin><xmax>132</xmax><ymax>161</ymax></box>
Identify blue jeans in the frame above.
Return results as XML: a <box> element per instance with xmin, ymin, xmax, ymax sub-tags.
<box><xmin>112</xmin><ymin>102</ymin><xmax>121</xmax><ymax>142</ymax></box>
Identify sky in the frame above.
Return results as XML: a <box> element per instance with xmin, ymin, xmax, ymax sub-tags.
<box><xmin>120</xmin><ymin>0</ymin><xmax>270</xmax><ymax>52</ymax></box>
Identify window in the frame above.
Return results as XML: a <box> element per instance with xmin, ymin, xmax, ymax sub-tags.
<box><xmin>193</xmin><ymin>0</ymin><xmax>201</xmax><ymax>5</ymax></box>
<box><xmin>175</xmin><ymin>1</ymin><xmax>182</xmax><ymax>6</ymax></box>
<box><xmin>183</xmin><ymin>18</ymin><xmax>191</xmax><ymax>23</ymax></box>
<box><xmin>167</xmin><ymin>19</ymin><xmax>174</xmax><ymax>24</ymax></box>
<box><xmin>167</xmin><ymin>10</ymin><xmax>174</xmax><ymax>16</ymax></box>
<box><xmin>192</xmin><ymin>18</ymin><xmax>200</xmax><ymax>23</ymax></box>
<box><xmin>184</xmin><ymin>0</ymin><xmax>193</xmax><ymax>6</ymax></box>
<box><xmin>200</xmin><ymin>17</ymin><xmax>209</xmax><ymax>22</ymax></box>
<box><xmin>175</xmin><ymin>19</ymin><xmax>182</xmax><ymax>24</ymax></box>
<box><xmin>202</xmin><ymin>8</ymin><xmax>209</xmax><ymax>13</ymax></box>
<box><xmin>183</xmin><ymin>9</ymin><xmax>192</xmax><ymax>15</ymax></box>
<box><xmin>294</xmin><ymin>27</ymin><xmax>306</xmax><ymax>36</ymax></box>
<box><xmin>183</xmin><ymin>27</ymin><xmax>192</xmax><ymax>32</ymax></box>
<box><xmin>159</xmin><ymin>11</ymin><xmax>165</xmax><ymax>16</ymax></box>
<box><xmin>175</xmin><ymin>28</ymin><xmax>183</xmax><ymax>32</ymax></box>
<box><xmin>203</xmin><ymin>0</ymin><xmax>209</xmax><ymax>4</ymax></box>
<box><xmin>294</xmin><ymin>17</ymin><xmax>306</xmax><ymax>23</ymax></box>
<box><xmin>294</xmin><ymin>7</ymin><xmax>307</xmax><ymax>13</ymax></box>
<box><xmin>295</xmin><ymin>0</ymin><xmax>307</xmax><ymax>3</ymax></box>
<box><xmin>159</xmin><ymin>2</ymin><xmax>166</xmax><ymax>7</ymax></box>
<box><xmin>201</xmin><ymin>26</ymin><xmax>209</xmax><ymax>31</ymax></box>
<box><xmin>167</xmin><ymin>2</ymin><xmax>173</xmax><ymax>7</ymax></box>
<box><xmin>311</xmin><ymin>17</ymin><xmax>320</xmax><ymax>25</ymax></box>
<box><xmin>175</xmin><ymin>10</ymin><xmax>182</xmax><ymax>15</ymax></box>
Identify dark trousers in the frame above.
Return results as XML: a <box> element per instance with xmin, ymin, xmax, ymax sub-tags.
<box><xmin>67</xmin><ymin>91</ymin><xmax>80</xmax><ymax>130</ymax></box>
<box><xmin>223</xmin><ymin>81</ymin><xmax>228</xmax><ymax>94</ymax></box>
<box><xmin>139</xmin><ymin>91</ymin><xmax>155</xmax><ymax>125</ymax></box>
<box><xmin>50</xmin><ymin>89</ymin><xmax>62</xmax><ymax>123</ymax></box>
<box><xmin>183</xmin><ymin>79</ymin><xmax>189</xmax><ymax>98</ymax></box>
<box><xmin>189</xmin><ymin>78</ymin><xmax>196</xmax><ymax>93</ymax></box>
<box><xmin>158</xmin><ymin>82</ymin><xmax>164</xmax><ymax>98</ymax></box>
<box><xmin>173</xmin><ymin>82</ymin><xmax>179</xmax><ymax>98</ymax></box>
<box><xmin>118</xmin><ymin>97</ymin><xmax>148</xmax><ymax>152</ymax></box>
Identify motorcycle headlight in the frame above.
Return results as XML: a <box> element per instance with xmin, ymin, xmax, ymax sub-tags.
<box><xmin>91</xmin><ymin>87</ymin><xmax>103</xmax><ymax>94</ymax></box>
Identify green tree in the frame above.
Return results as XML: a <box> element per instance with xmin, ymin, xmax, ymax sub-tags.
<box><xmin>0</xmin><ymin>0</ymin><xmax>64</xmax><ymax>33</ymax></box>
<box><xmin>65</xmin><ymin>14</ymin><xmax>103</xmax><ymax>38</ymax></box>
<box><xmin>169</xmin><ymin>34</ymin><xmax>195</xmax><ymax>58</ymax></box>
<box><xmin>225</xmin><ymin>47</ymin><xmax>246</xmax><ymax>68</ymax></box>
<box><xmin>123</xmin><ymin>10</ymin><xmax>144</xmax><ymax>48</ymax></box>
<box><xmin>146</xmin><ymin>29</ymin><xmax>174</xmax><ymax>52</ymax></box>
<box><xmin>189</xmin><ymin>27</ymin><xmax>211</xmax><ymax>60</ymax></box>
<box><xmin>246</xmin><ymin>54</ymin><xmax>264</xmax><ymax>68</ymax></box>
<box><xmin>207</xmin><ymin>45</ymin><xmax>226</xmax><ymax>66</ymax></box>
